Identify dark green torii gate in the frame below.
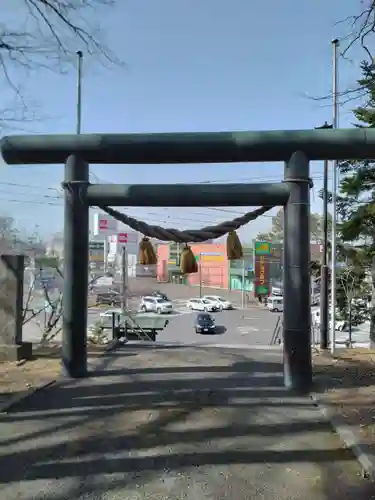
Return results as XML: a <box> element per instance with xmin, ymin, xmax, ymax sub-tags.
<box><xmin>1</xmin><ymin>127</ymin><xmax>373</xmax><ymax>395</ymax></box>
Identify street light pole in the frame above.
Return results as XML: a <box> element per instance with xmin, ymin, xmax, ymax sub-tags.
<box><xmin>199</xmin><ymin>253</ymin><xmax>202</xmax><ymax>297</ymax></box>
<box><xmin>76</xmin><ymin>51</ymin><xmax>83</xmax><ymax>134</ymax></box>
<box><xmin>315</xmin><ymin>121</ymin><xmax>333</xmax><ymax>349</ymax></box>
<box><xmin>330</xmin><ymin>38</ymin><xmax>340</xmax><ymax>354</ymax></box>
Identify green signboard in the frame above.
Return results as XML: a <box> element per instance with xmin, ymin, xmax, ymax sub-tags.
<box><xmin>254</xmin><ymin>241</ymin><xmax>271</xmax><ymax>256</ymax></box>
<box><xmin>256</xmin><ymin>285</ymin><xmax>269</xmax><ymax>295</ymax></box>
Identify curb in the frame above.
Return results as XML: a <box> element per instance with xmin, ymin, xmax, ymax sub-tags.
<box><xmin>0</xmin><ymin>339</ymin><xmax>121</xmax><ymax>414</ymax></box>
<box><xmin>311</xmin><ymin>392</ymin><xmax>375</xmax><ymax>480</ymax></box>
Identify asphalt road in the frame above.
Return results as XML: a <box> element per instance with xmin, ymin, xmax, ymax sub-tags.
<box><xmin>21</xmin><ymin>282</ymin><xmax>280</xmax><ymax>346</ymax></box>
<box><xmin>23</xmin><ymin>281</ymin><xmax>371</xmax><ymax>348</ymax></box>
<box><xmin>158</xmin><ymin>304</ymin><xmax>281</xmax><ymax>347</ymax></box>
<box><xmin>22</xmin><ymin>299</ymin><xmax>281</xmax><ymax>348</ymax></box>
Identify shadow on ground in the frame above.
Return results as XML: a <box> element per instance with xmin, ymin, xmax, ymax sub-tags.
<box><xmin>31</xmin><ymin>344</ymin><xmax>136</xmax><ymax>360</ymax></box>
<box><xmin>313</xmin><ymin>351</ymin><xmax>375</xmax><ymax>391</ymax></box>
<box><xmin>0</xmin><ymin>345</ymin><xmax>372</xmax><ymax>499</ymax></box>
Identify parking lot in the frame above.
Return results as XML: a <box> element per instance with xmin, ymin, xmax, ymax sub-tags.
<box><xmin>157</xmin><ymin>304</ymin><xmax>281</xmax><ymax>347</ymax></box>
<box><xmin>92</xmin><ymin>281</ymin><xmax>281</xmax><ymax>347</ymax></box>
<box><xmin>22</xmin><ymin>280</ymin><xmax>281</xmax><ymax>347</ymax></box>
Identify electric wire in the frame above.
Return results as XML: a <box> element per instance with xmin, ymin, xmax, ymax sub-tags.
<box><xmin>0</xmin><ymin>168</ymin><xmax>332</xmax><ymax>230</ymax></box>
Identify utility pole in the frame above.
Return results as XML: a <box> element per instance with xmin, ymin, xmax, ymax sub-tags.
<box><xmin>103</xmin><ymin>236</ymin><xmax>108</xmax><ymax>273</ymax></box>
<box><xmin>241</xmin><ymin>258</ymin><xmax>245</xmax><ymax>308</ymax></box>
<box><xmin>330</xmin><ymin>38</ymin><xmax>340</xmax><ymax>354</ymax></box>
<box><xmin>315</xmin><ymin>121</ymin><xmax>333</xmax><ymax>349</ymax></box>
<box><xmin>199</xmin><ymin>253</ymin><xmax>202</xmax><ymax>298</ymax></box>
<box><xmin>120</xmin><ymin>246</ymin><xmax>128</xmax><ymax>314</ymax></box>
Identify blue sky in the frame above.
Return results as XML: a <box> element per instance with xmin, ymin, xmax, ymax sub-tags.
<box><xmin>0</xmin><ymin>0</ymin><xmax>365</xmax><ymax>242</ymax></box>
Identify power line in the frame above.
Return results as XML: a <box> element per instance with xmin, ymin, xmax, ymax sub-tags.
<box><xmin>1</xmin><ymin>169</ymin><xmax>332</xmax><ymax>229</ymax></box>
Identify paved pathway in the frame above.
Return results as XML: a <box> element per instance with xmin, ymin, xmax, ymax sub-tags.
<box><xmin>0</xmin><ymin>345</ymin><xmax>370</xmax><ymax>499</ymax></box>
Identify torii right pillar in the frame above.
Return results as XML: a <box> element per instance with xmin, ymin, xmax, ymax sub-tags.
<box><xmin>283</xmin><ymin>151</ymin><xmax>312</xmax><ymax>394</ymax></box>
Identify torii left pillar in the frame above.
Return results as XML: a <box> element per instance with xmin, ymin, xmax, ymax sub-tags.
<box><xmin>62</xmin><ymin>155</ymin><xmax>89</xmax><ymax>377</ymax></box>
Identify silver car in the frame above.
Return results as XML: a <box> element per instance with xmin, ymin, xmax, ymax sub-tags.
<box><xmin>140</xmin><ymin>296</ymin><xmax>173</xmax><ymax>314</ymax></box>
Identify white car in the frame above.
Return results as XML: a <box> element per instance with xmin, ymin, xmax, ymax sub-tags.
<box><xmin>140</xmin><ymin>296</ymin><xmax>173</xmax><ymax>314</ymax></box>
<box><xmin>187</xmin><ymin>298</ymin><xmax>218</xmax><ymax>312</ymax></box>
<box><xmin>202</xmin><ymin>295</ymin><xmax>233</xmax><ymax>310</ymax></box>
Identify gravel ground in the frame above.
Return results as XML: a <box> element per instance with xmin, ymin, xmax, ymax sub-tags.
<box><xmin>0</xmin><ymin>345</ymin><xmax>371</xmax><ymax>499</ymax></box>
<box><xmin>0</xmin><ymin>345</ymin><xmax>112</xmax><ymax>408</ymax></box>
<box><xmin>313</xmin><ymin>348</ymin><xmax>375</xmax><ymax>461</ymax></box>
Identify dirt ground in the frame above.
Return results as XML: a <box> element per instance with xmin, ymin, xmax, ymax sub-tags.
<box><xmin>313</xmin><ymin>348</ymin><xmax>375</xmax><ymax>452</ymax></box>
<box><xmin>3</xmin><ymin>342</ymin><xmax>375</xmax><ymax>458</ymax></box>
<box><xmin>0</xmin><ymin>344</ymin><xmax>108</xmax><ymax>409</ymax></box>
<box><xmin>0</xmin><ymin>345</ymin><xmax>370</xmax><ymax>500</ymax></box>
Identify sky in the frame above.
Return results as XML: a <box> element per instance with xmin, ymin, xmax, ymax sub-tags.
<box><xmin>0</xmin><ymin>0</ymin><xmax>367</xmax><ymax>242</ymax></box>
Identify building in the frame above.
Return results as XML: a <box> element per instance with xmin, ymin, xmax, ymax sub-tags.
<box><xmin>157</xmin><ymin>242</ymin><xmax>228</xmax><ymax>289</ymax></box>
<box><xmin>46</xmin><ymin>233</ymin><xmax>64</xmax><ymax>258</ymax></box>
<box><xmin>158</xmin><ymin>240</ymin><xmax>324</xmax><ymax>292</ymax></box>
<box><xmin>228</xmin><ymin>246</ymin><xmax>254</xmax><ymax>292</ymax></box>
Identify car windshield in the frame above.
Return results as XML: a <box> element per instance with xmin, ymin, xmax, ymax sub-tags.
<box><xmin>218</xmin><ymin>298</ymin><xmax>226</xmax><ymax>302</ymax></box>
<box><xmin>202</xmin><ymin>300</ymin><xmax>210</xmax><ymax>304</ymax></box>
<box><xmin>197</xmin><ymin>314</ymin><xmax>212</xmax><ymax>321</ymax></box>
<box><xmin>156</xmin><ymin>298</ymin><xmax>166</xmax><ymax>303</ymax></box>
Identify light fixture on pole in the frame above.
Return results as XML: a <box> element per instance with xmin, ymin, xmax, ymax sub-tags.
<box><xmin>330</xmin><ymin>38</ymin><xmax>339</xmax><ymax>354</ymax></box>
<box><xmin>76</xmin><ymin>50</ymin><xmax>83</xmax><ymax>135</ymax></box>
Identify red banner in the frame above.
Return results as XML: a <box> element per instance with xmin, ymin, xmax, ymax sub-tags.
<box><xmin>254</xmin><ymin>255</ymin><xmax>270</xmax><ymax>295</ymax></box>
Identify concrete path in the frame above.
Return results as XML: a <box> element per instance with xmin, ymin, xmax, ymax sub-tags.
<box><xmin>0</xmin><ymin>345</ymin><xmax>372</xmax><ymax>499</ymax></box>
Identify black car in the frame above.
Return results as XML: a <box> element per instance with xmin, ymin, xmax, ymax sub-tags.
<box><xmin>195</xmin><ymin>313</ymin><xmax>216</xmax><ymax>334</ymax></box>
<box><xmin>151</xmin><ymin>290</ymin><xmax>169</xmax><ymax>301</ymax></box>
<box><xmin>96</xmin><ymin>291</ymin><xmax>121</xmax><ymax>306</ymax></box>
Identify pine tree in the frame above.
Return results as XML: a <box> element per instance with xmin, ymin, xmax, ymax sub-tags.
<box><xmin>336</xmin><ymin>61</ymin><xmax>375</xmax><ymax>344</ymax></box>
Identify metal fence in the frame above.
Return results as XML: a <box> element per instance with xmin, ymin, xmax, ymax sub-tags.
<box><xmin>270</xmin><ymin>318</ymin><xmax>321</xmax><ymax>346</ymax></box>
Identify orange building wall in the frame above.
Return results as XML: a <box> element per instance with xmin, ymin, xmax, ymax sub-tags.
<box><xmin>157</xmin><ymin>243</ymin><xmax>229</xmax><ymax>289</ymax></box>
<box><xmin>156</xmin><ymin>244</ymin><xmax>169</xmax><ymax>282</ymax></box>
<box><xmin>188</xmin><ymin>243</ymin><xmax>228</xmax><ymax>289</ymax></box>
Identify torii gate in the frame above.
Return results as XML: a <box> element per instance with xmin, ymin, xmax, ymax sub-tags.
<box><xmin>1</xmin><ymin>127</ymin><xmax>372</xmax><ymax>394</ymax></box>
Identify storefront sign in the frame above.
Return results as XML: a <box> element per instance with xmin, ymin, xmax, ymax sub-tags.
<box><xmin>93</xmin><ymin>213</ymin><xmax>117</xmax><ymax>236</ymax></box>
<box><xmin>254</xmin><ymin>254</ymin><xmax>270</xmax><ymax>295</ymax></box>
<box><xmin>89</xmin><ymin>240</ymin><xmax>104</xmax><ymax>262</ymax></box>
<box><xmin>254</xmin><ymin>241</ymin><xmax>272</xmax><ymax>256</ymax></box>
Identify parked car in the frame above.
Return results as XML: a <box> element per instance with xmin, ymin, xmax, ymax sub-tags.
<box><xmin>195</xmin><ymin>313</ymin><xmax>216</xmax><ymax>334</ymax></box>
<box><xmin>202</xmin><ymin>295</ymin><xmax>233</xmax><ymax>310</ymax></box>
<box><xmin>187</xmin><ymin>298</ymin><xmax>218</xmax><ymax>312</ymax></box>
<box><xmin>267</xmin><ymin>296</ymin><xmax>283</xmax><ymax>312</ymax></box>
<box><xmin>140</xmin><ymin>296</ymin><xmax>173</xmax><ymax>314</ymax></box>
<box><xmin>151</xmin><ymin>290</ymin><xmax>170</xmax><ymax>301</ymax></box>
<box><xmin>96</xmin><ymin>291</ymin><xmax>121</xmax><ymax>306</ymax></box>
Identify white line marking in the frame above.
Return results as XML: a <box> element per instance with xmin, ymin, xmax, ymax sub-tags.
<box><xmin>124</xmin><ymin>340</ymin><xmax>282</xmax><ymax>350</ymax></box>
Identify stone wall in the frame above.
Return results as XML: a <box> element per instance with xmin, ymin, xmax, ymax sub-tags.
<box><xmin>0</xmin><ymin>255</ymin><xmax>24</xmax><ymax>345</ymax></box>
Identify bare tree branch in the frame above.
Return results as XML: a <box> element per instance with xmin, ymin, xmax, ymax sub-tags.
<box><xmin>308</xmin><ymin>2</ymin><xmax>375</xmax><ymax>105</ymax></box>
<box><xmin>0</xmin><ymin>0</ymin><xmax>123</xmax><ymax>127</ymax></box>
<box><xmin>338</xmin><ymin>2</ymin><xmax>375</xmax><ymax>62</ymax></box>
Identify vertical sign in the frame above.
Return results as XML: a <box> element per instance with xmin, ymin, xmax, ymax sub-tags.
<box><xmin>118</xmin><ymin>233</ymin><xmax>128</xmax><ymax>244</ymax></box>
<box><xmin>89</xmin><ymin>241</ymin><xmax>105</xmax><ymax>263</ymax></box>
<box><xmin>254</xmin><ymin>240</ymin><xmax>271</xmax><ymax>295</ymax></box>
<box><xmin>254</xmin><ymin>241</ymin><xmax>271</xmax><ymax>256</ymax></box>
<box><xmin>93</xmin><ymin>213</ymin><xmax>117</xmax><ymax>236</ymax></box>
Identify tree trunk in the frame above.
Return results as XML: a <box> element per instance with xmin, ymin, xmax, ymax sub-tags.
<box><xmin>370</xmin><ymin>252</ymin><xmax>375</xmax><ymax>348</ymax></box>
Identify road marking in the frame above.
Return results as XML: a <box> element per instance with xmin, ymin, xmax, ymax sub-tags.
<box><xmin>123</xmin><ymin>340</ymin><xmax>282</xmax><ymax>350</ymax></box>
<box><xmin>237</xmin><ymin>326</ymin><xmax>259</xmax><ymax>335</ymax></box>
